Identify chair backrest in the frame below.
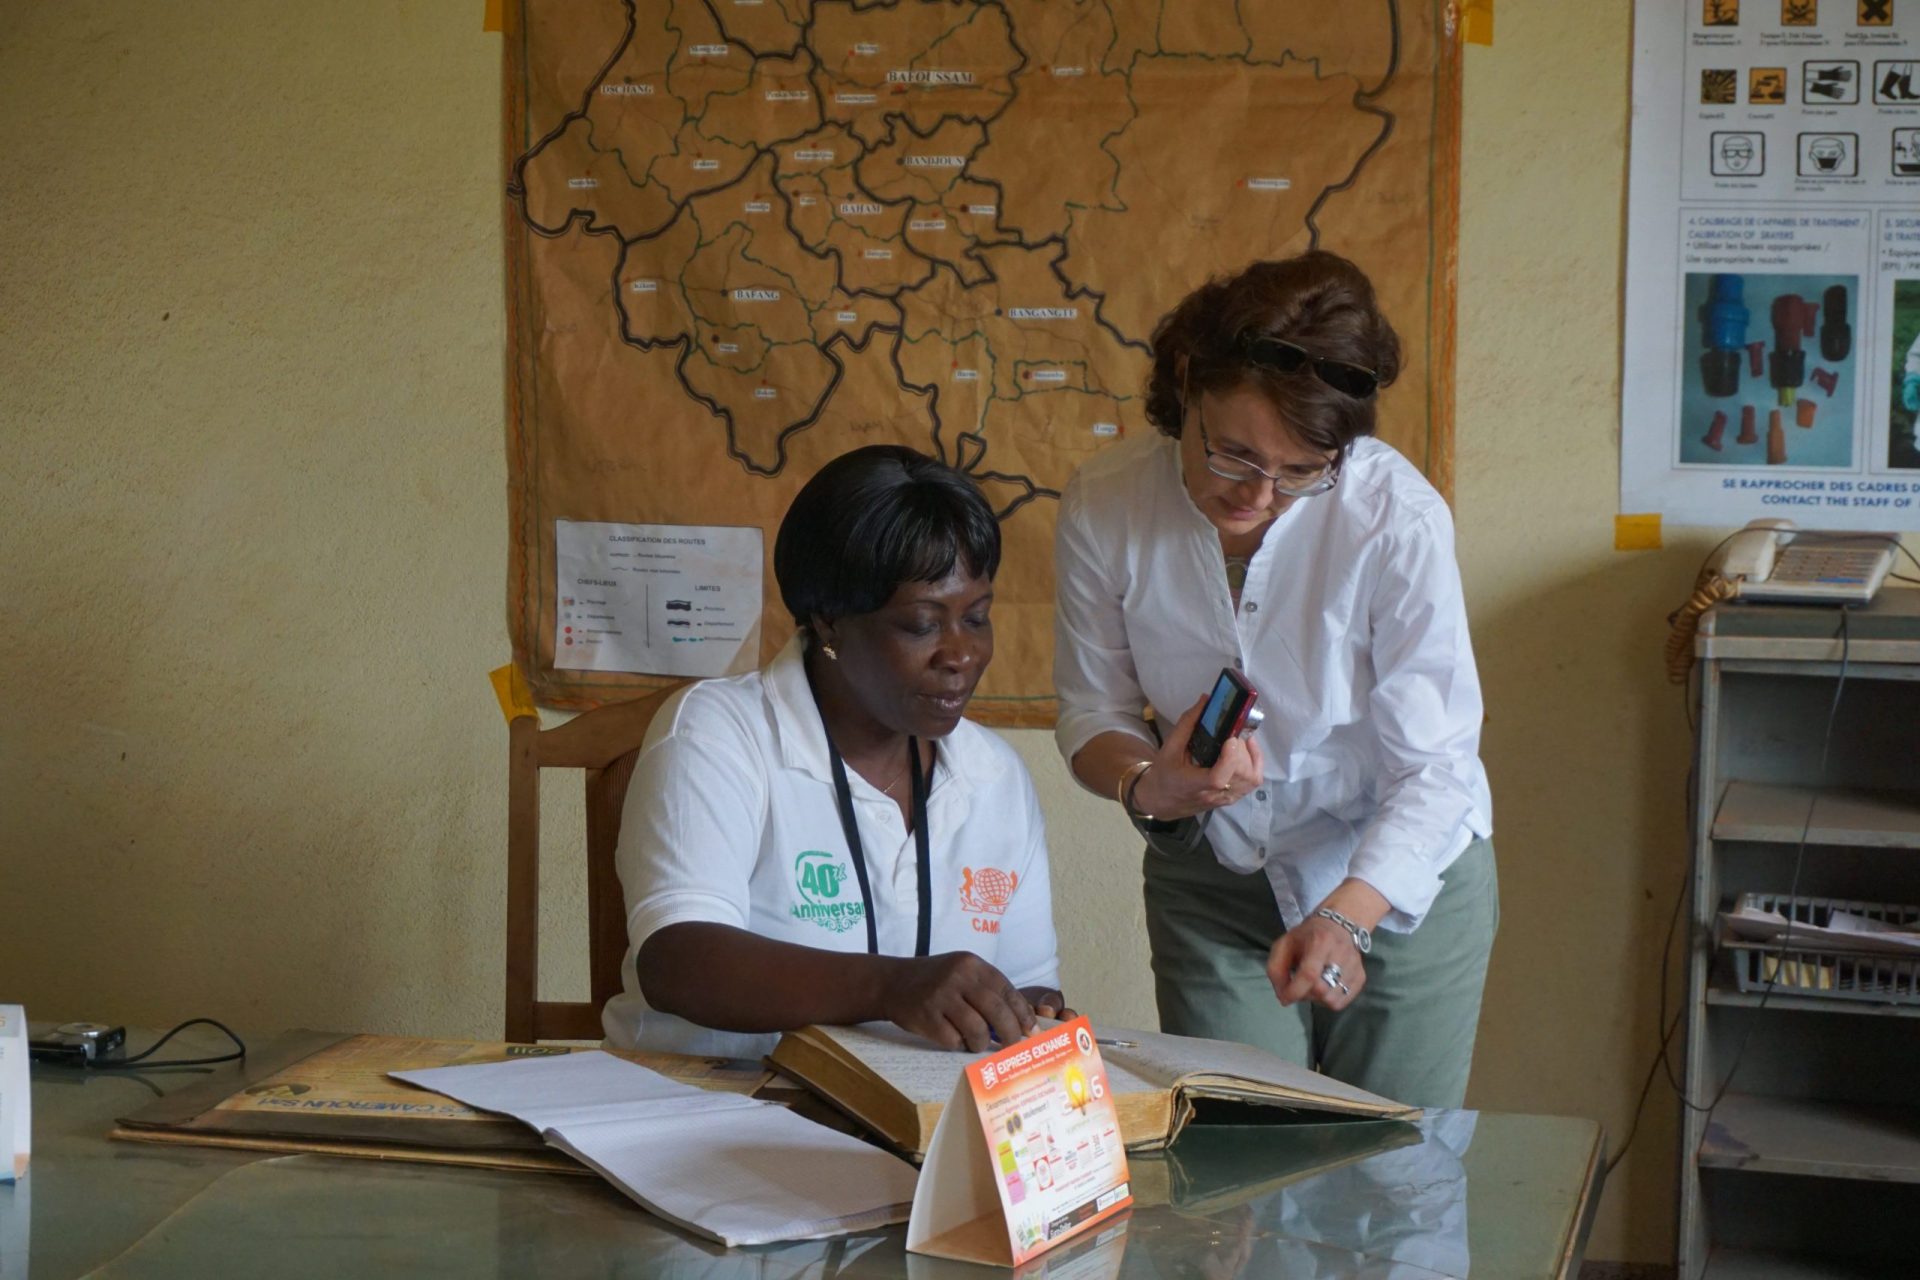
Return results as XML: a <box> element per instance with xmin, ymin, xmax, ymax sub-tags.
<box><xmin>504</xmin><ymin>682</ymin><xmax>683</xmax><ymax>1042</ymax></box>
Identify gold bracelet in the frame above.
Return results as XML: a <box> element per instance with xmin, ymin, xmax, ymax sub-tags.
<box><xmin>1118</xmin><ymin>760</ymin><xmax>1156</xmax><ymax>821</ymax></box>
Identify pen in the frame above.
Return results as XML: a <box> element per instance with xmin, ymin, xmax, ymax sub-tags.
<box><xmin>969</xmin><ymin>1031</ymin><xmax>1138</xmax><ymax>1051</ymax></box>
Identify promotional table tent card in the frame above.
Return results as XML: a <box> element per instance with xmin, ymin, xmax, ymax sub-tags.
<box><xmin>907</xmin><ymin>1017</ymin><xmax>1131</xmax><ymax>1268</ymax></box>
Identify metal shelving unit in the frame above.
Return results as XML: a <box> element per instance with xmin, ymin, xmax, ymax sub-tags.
<box><xmin>1680</xmin><ymin>591</ymin><xmax>1920</xmax><ymax>1279</ymax></box>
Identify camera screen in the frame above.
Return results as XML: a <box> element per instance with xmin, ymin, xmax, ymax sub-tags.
<box><xmin>1199</xmin><ymin>675</ymin><xmax>1236</xmax><ymax>738</ymax></box>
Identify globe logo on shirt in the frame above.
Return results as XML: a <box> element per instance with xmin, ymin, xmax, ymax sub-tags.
<box><xmin>960</xmin><ymin>866</ymin><xmax>1018</xmax><ymax>914</ymax></box>
<box><xmin>791</xmin><ymin>850</ymin><xmax>864</xmax><ymax>934</ymax></box>
<box><xmin>960</xmin><ymin>866</ymin><xmax>1019</xmax><ymax>934</ymax></box>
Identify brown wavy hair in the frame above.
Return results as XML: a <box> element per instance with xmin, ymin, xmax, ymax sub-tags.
<box><xmin>1144</xmin><ymin>252</ymin><xmax>1402</xmax><ymax>455</ymax></box>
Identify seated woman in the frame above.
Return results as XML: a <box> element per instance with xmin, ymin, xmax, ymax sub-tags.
<box><xmin>601</xmin><ymin>445</ymin><xmax>1067</xmax><ymax>1058</ymax></box>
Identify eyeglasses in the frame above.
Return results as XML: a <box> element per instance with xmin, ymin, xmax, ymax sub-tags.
<box><xmin>1185</xmin><ymin>372</ymin><xmax>1342</xmax><ymax>498</ymax></box>
<box><xmin>1241</xmin><ymin>336</ymin><xmax>1380</xmax><ymax>400</ymax></box>
<box><xmin>1195</xmin><ymin>408</ymin><xmax>1341</xmax><ymax>497</ymax></box>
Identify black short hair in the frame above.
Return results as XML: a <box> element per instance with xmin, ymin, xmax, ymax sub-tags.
<box><xmin>774</xmin><ymin>445</ymin><xmax>1002</xmax><ymax>632</ymax></box>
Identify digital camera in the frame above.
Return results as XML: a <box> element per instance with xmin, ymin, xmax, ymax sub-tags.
<box><xmin>28</xmin><ymin>1021</ymin><xmax>126</xmax><ymax>1066</ymax></box>
<box><xmin>1187</xmin><ymin>668</ymin><xmax>1264</xmax><ymax>768</ymax></box>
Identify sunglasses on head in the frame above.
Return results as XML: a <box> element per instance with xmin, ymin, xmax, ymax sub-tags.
<box><xmin>1239</xmin><ymin>336</ymin><xmax>1380</xmax><ymax>400</ymax></box>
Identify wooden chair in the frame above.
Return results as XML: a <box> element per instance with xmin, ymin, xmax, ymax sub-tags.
<box><xmin>504</xmin><ymin>682</ymin><xmax>683</xmax><ymax>1042</ymax></box>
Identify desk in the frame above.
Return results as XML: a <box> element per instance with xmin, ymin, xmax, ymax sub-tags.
<box><xmin>3</xmin><ymin>1029</ymin><xmax>1601</xmax><ymax>1279</ymax></box>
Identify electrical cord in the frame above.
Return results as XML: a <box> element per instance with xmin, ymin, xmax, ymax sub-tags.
<box><xmin>1691</xmin><ymin>608</ymin><xmax>1849</xmax><ymax>1117</ymax></box>
<box><xmin>1611</xmin><ymin>545</ymin><xmax>1861</xmax><ymax>1177</ymax></box>
<box><xmin>92</xmin><ymin>1018</ymin><xmax>247</xmax><ymax>1071</ymax></box>
<box><xmin>1692</xmin><ymin>609</ymin><xmax>1852</xmax><ymax>1280</ymax></box>
<box><xmin>1665</xmin><ymin>530</ymin><xmax>1747</xmax><ymax>688</ymax></box>
<box><xmin>1880</xmin><ymin>536</ymin><xmax>1920</xmax><ymax>584</ymax></box>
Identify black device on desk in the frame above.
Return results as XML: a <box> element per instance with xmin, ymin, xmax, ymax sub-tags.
<box><xmin>1187</xmin><ymin>668</ymin><xmax>1263</xmax><ymax>768</ymax></box>
<box><xmin>29</xmin><ymin>1022</ymin><xmax>126</xmax><ymax>1066</ymax></box>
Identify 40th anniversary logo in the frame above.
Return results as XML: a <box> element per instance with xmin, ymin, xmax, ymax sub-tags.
<box><xmin>792</xmin><ymin>850</ymin><xmax>864</xmax><ymax>933</ymax></box>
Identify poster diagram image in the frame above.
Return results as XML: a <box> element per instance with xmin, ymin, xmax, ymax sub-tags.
<box><xmin>1803</xmin><ymin>61</ymin><xmax>1860</xmax><ymax>104</ymax></box>
<box><xmin>1751</xmin><ymin>66</ymin><xmax>1788</xmax><ymax>105</ymax></box>
<box><xmin>1682</xmin><ymin>272</ymin><xmax>1859</xmax><ymax>468</ymax></box>
<box><xmin>1705</xmin><ymin>0</ymin><xmax>1740</xmax><ymax>25</ymax></box>
<box><xmin>1858</xmin><ymin>0</ymin><xmax>1894</xmax><ymax>27</ymax></box>
<box><xmin>1895</xmin><ymin>129</ymin><xmax>1920</xmax><ymax>177</ymax></box>
<box><xmin>1876</xmin><ymin>61</ymin><xmax>1920</xmax><ymax>105</ymax></box>
<box><xmin>1798</xmin><ymin>132</ymin><xmax>1858</xmax><ymax>177</ymax></box>
<box><xmin>1703</xmin><ymin>68</ymin><xmax>1739</xmax><ymax>104</ymax></box>
<box><xmin>1713</xmin><ymin>132</ymin><xmax>1766</xmax><ymax>176</ymax></box>
<box><xmin>1782</xmin><ymin>0</ymin><xmax>1819</xmax><ymax>24</ymax></box>
<box><xmin>1890</xmin><ymin>280</ymin><xmax>1920</xmax><ymax>470</ymax></box>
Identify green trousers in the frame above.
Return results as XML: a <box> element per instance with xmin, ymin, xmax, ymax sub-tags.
<box><xmin>1142</xmin><ymin>836</ymin><xmax>1498</xmax><ymax>1109</ymax></box>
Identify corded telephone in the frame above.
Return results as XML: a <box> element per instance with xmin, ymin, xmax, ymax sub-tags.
<box><xmin>1707</xmin><ymin>518</ymin><xmax>1894</xmax><ymax>603</ymax></box>
<box><xmin>1665</xmin><ymin>519</ymin><xmax>1896</xmax><ymax>682</ymax></box>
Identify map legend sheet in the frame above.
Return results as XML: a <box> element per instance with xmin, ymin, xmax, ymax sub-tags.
<box><xmin>553</xmin><ymin>521</ymin><xmax>763</xmax><ymax>677</ymax></box>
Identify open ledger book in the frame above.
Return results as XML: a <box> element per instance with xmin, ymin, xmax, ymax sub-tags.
<box><xmin>768</xmin><ymin>1021</ymin><xmax>1416</xmax><ymax>1158</ymax></box>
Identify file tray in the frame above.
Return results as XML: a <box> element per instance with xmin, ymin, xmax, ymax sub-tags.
<box><xmin>1724</xmin><ymin>893</ymin><xmax>1920</xmax><ymax>1005</ymax></box>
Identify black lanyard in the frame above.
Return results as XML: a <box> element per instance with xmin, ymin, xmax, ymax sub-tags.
<box><xmin>825</xmin><ymin>733</ymin><xmax>933</xmax><ymax>958</ymax></box>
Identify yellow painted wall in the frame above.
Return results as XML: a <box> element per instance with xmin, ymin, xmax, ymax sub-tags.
<box><xmin>2</xmin><ymin>1</ymin><xmax>1757</xmax><ymax>1263</ymax></box>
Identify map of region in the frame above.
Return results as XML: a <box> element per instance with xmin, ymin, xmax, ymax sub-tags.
<box><xmin>505</xmin><ymin>0</ymin><xmax>1458</xmax><ymax>723</ymax></box>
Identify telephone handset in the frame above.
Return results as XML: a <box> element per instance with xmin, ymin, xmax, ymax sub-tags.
<box><xmin>1708</xmin><ymin>517</ymin><xmax>1790</xmax><ymax>583</ymax></box>
<box><xmin>1667</xmin><ymin>519</ymin><xmax>1895</xmax><ymax>682</ymax></box>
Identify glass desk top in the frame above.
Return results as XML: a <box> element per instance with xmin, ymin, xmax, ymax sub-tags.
<box><xmin>2</xmin><ymin>1030</ymin><xmax>1601</xmax><ymax>1280</ymax></box>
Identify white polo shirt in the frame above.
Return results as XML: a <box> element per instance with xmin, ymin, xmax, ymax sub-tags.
<box><xmin>602</xmin><ymin>636</ymin><xmax>1062</xmax><ymax>1057</ymax></box>
<box><xmin>1054</xmin><ymin>433</ymin><xmax>1493</xmax><ymax>933</ymax></box>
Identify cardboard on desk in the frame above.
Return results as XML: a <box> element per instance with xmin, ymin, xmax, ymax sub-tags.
<box><xmin>768</xmin><ymin>1020</ymin><xmax>1416</xmax><ymax>1160</ymax></box>
<box><xmin>111</xmin><ymin>1031</ymin><xmax>770</xmax><ymax>1173</ymax></box>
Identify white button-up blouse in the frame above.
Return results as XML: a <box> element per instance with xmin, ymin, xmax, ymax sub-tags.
<box><xmin>1053</xmin><ymin>432</ymin><xmax>1492</xmax><ymax>932</ymax></box>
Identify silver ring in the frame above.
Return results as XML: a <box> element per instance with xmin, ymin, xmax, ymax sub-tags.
<box><xmin>1321</xmin><ymin>963</ymin><xmax>1350</xmax><ymax>996</ymax></box>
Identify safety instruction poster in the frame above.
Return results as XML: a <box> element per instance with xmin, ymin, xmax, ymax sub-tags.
<box><xmin>1622</xmin><ymin>0</ymin><xmax>1920</xmax><ymax>528</ymax></box>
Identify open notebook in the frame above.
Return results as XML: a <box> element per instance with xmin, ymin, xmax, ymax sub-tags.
<box><xmin>392</xmin><ymin>1050</ymin><xmax>917</xmax><ymax>1246</ymax></box>
<box><xmin>767</xmin><ymin>1021</ymin><xmax>1417</xmax><ymax>1159</ymax></box>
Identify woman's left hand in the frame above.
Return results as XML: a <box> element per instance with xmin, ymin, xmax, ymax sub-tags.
<box><xmin>1265</xmin><ymin>917</ymin><xmax>1366</xmax><ymax>1012</ymax></box>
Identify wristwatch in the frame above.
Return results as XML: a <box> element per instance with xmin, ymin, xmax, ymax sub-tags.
<box><xmin>1313</xmin><ymin>907</ymin><xmax>1372</xmax><ymax>955</ymax></box>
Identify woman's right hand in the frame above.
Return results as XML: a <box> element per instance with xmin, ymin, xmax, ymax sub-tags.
<box><xmin>880</xmin><ymin>952</ymin><xmax>1035</xmax><ymax>1052</ymax></box>
<box><xmin>1131</xmin><ymin>696</ymin><xmax>1267</xmax><ymax>821</ymax></box>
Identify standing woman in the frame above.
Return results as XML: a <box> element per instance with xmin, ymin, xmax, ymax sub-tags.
<box><xmin>1052</xmin><ymin>252</ymin><xmax>1495</xmax><ymax>1107</ymax></box>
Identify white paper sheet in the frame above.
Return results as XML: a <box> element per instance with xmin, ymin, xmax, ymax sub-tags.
<box><xmin>1722</xmin><ymin>902</ymin><xmax>1920</xmax><ymax>955</ymax></box>
<box><xmin>393</xmin><ymin>1050</ymin><xmax>917</xmax><ymax>1246</ymax></box>
<box><xmin>553</xmin><ymin>520</ymin><xmax>762</xmax><ymax>677</ymax></box>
